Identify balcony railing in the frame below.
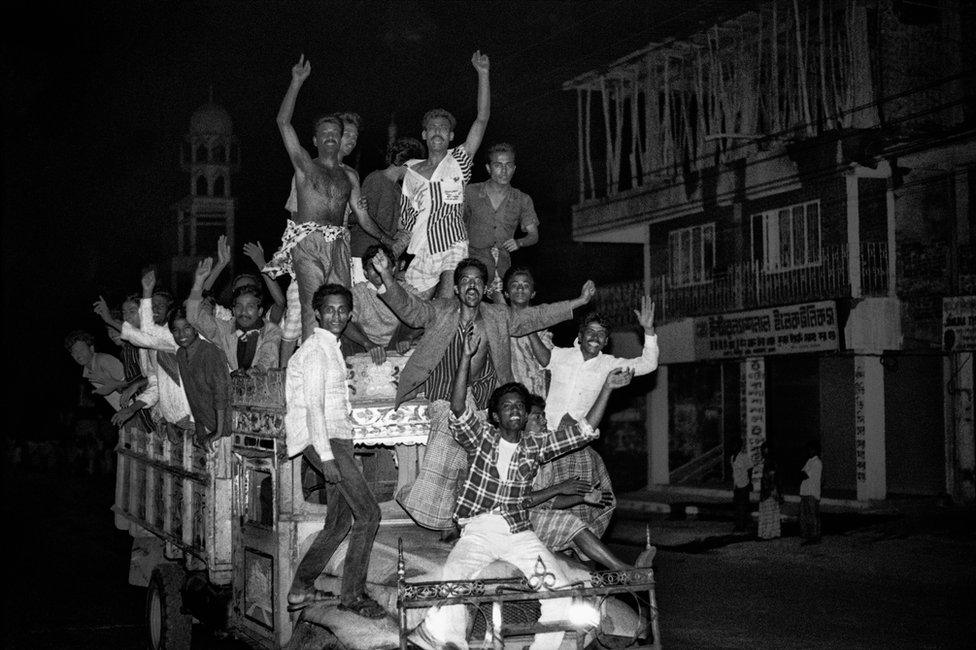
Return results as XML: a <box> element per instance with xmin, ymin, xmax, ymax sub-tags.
<box><xmin>594</xmin><ymin>242</ymin><xmax>889</xmax><ymax>327</ymax></box>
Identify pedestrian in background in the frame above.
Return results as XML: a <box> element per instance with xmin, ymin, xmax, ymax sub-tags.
<box><xmin>757</xmin><ymin>441</ymin><xmax>783</xmax><ymax>540</ymax></box>
<box><xmin>730</xmin><ymin>438</ymin><xmax>753</xmax><ymax>533</ymax></box>
<box><xmin>799</xmin><ymin>440</ymin><xmax>823</xmax><ymax>545</ymax></box>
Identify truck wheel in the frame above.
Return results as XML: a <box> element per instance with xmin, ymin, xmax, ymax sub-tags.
<box><xmin>146</xmin><ymin>564</ymin><xmax>193</xmax><ymax>650</ymax></box>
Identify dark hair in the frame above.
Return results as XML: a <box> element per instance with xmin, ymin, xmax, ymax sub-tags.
<box><xmin>333</xmin><ymin>111</ymin><xmax>363</xmax><ymax>132</ymax></box>
<box><xmin>580</xmin><ymin>312</ymin><xmax>610</xmax><ymax>332</ymax></box>
<box><xmin>312</xmin><ymin>283</ymin><xmax>353</xmax><ymax>313</ymax></box>
<box><xmin>387</xmin><ymin>136</ymin><xmax>425</xmax><ymax>166</ymax></box>
<box><xmin>487</xmin><ymin>382</ymin><xmax>531</xmax><ymax>425</ymax></box>
<box><xmin>233</xmin><ymin>272</ymin><xmax>261</xmax><ymax>288</ymax></box>
<box><xmin>362</xmin><ymin>243</ymin><xmax>394</xmax><ymax>271</ymax></box>
<box><xmin>232</xmin><ymin>283</ymin><xmax>264</xmax><ymax>306</ymax></box>
<box><xmin>167</xmin><ymin>304</ymin><xmax>191</xmax><ymax>329</ymax></box>
<box><xmin>487</xmin><ymin>142</ymin><xmax>516</xmax><ymax>162</ymax></box>
<box><xmin>122</xmin><ymin>292</ymin><xmax>141</xmax><ymax>307</ymax></box>
<box><xmin>313</xmin><ymin>114</ymin><xmax>345</xmax><ymax>136</ymax></box>
<box><xmin>422</xmin><ymin>108</ymin><xmax>456</xmax><ymax>131</ymax></box>
<box><xmin>151</xmin><ymin>288</ymin><xmax>174</xmax><ymax>309</ymax></box>
<box><xmin>527</xmin><ymin>394</ymin><xmax>546</xmax><ymax>412</ymax></box>
<box><xmin>502</xmin><ymin>265</ymin><xmax>534</xmax><ymax>290</ymax></box>
<box><xmin>64</xmin><ymin>329</ymin><xmax>95</xmax><ymax>351</ymax></box>
<box><xmin>453</xmin><ymin>257</ymin><xmax>489</xmax><ymax>286</ymax></box>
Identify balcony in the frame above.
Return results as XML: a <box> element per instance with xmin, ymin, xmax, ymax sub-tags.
<box><xmin>593</xmin><ymin>242</ymin><xmax>889</xmax><ymax>328</ymax></box>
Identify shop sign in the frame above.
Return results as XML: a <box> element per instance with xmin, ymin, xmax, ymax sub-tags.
<box><xmin>942</xmin><ymin>296</ymin><xmax>976</xmax><ymax>351</ymax></box>
<box><xmin>694</xmin><ymin>301</ymin><xmax>838</xmax><ymax>359</ymax></box>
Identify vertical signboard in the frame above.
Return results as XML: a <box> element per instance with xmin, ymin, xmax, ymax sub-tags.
<box><xmin>853</xmin><ymin>357</ymin><xmax>867</xmax><ymax>490</ymax></box>
<box><xmin>744</xmin><ymin>357</ymin><xmax>766</xmax><ymax>490</ymax></box>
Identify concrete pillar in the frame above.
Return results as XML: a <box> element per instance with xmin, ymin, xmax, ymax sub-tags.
<box><xmin>648</xmin><ymin>365</ymin><xmax>669</xmax><ymax>486</ymax></box>
<box><xmin>846</xmin><ymin>174</ymin><xmax>862</xmax><ymax>298</ymax></box>
<box><xmin>853</xmin><ymin>355</ymin><xmax>886</xmax><ymax>500</ymax></box>
<box><xmin>742</xmin><ymin>358</ymin><xmax>766</xmax><ymax>491</ymax></box>
<box><xmin>946</xmin><ymin>352</ymin><xmax>976</xmax><ymax>502</ymax></box>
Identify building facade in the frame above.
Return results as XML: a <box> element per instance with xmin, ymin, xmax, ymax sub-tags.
<box><xmin>564</xmin><ymin>0</ymin><xmax>975</xmax><ymax>502</ymax></box>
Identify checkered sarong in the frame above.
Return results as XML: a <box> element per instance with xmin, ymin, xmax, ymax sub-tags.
<box><xmin>396</xmin><ymin>396</ymin><xmax>482</xmax><ymax>530</ymax></box>
<box><xmin>757</xmin><ymin>497</ymin><xmax>782</xmax><ymax>539</ymax></box>
<box><xmin>529</xmin><ymin>446</ymin><xmax>615</xmax><ymax>553</ymax></box>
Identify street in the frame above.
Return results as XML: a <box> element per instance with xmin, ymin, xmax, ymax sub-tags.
<box><xmin>3</xmin><ymin>463</ymin><xmax>973</xmax><ymax>649</ymax></box>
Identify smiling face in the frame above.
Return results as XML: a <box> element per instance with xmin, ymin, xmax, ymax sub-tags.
<box><xmin>169</xmin><ymin>317</ymin><xmax>198</xmax><ymax>349</ymax></box>
<box><xmin>525</xmin><ymin>403</ymin><xmax>547</xmax><ymax>435</ymax></box>
<box><xmin>504</xmin><ymin>272</ymin><xmax>536</xmax><ymax>307</ymax></box>
<box><xmin>422</xmin><ymin>116</ymin><xmax>453</xmax><ymax>155</ymax></box>
<box><xmin>69</xmin><ymin>340</ymin><xmax>94</xmax><ymax>367</ymax></box>
<box><xmin>150</xmin><ymin>295</ymin><xmax>171</xmax><ymax>326</ymax></box>
<box><xmin>496</xmin><ymin>390</ymin><xmax>527</xmax><ymax>433</ymax></box>
<box><xmin>232</xmin><ymin>293</ymin><xmax>264</xmax><ymax>331</ymax></box>
<box><xmin>122</xmin><ymin>299</ymin><xmax>140</xmax><ymax>328</ymax></box>
<box><xmin>487</xmin><ymin>150</ymin><xmax>516</xmax><ymax>186</ymax></box>
<box><xmin>454</xmin><ymin>265</ymin><xmax>486</xmax><ymax>308</ymax></box>
<box><xmin>315</xmin><ymin>294</ymin><xmax>352</xmax><ymax>337</ymax></box>
<box><xmin>313</xmin><ymin>120</ymin><xmax>343</xmax><ymax>156</ymax></box>
<box><xmin>579</xmin><ymin>321</ymin><xmax>609</xmax><ymax>358</ymax></box>
<box><xmin>339</xmin><ymin>121</ymin><xmax>359</xmax><ymax>159</ymax></box>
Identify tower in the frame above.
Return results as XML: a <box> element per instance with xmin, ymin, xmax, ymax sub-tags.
<box><xmin>171</xmin><ymin>94</ymin><xmax>239</xmax><ymax>296</ymax></box>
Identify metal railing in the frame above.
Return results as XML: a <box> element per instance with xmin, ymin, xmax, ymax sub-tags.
<box><xmin>594</xmin><ymin>242</ymin><xmax>888</xmax><ymax>326</ymax></box>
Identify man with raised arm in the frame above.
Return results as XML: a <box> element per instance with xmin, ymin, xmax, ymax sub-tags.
<box><xmin>269</xmin><ymin>55</ymin><xmax>395</xmax><ymax>343</ymax></box>
<box><xmin>393</xmin><ymin>51</ymin><xmax>490</xmax><ymax>299</ymax></box>
<box><xmin>409</xmin><ymin>323</ymin><xmax>634</xmax><ymax>650</ymax></box>
<box><xmin>368</xmin><ymin>250</ymin><xmax>595</xmax><ymax>536</ymax></box>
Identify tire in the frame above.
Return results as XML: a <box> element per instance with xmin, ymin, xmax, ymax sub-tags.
<box><xmin>146</xmin><ymin>564</ymin><xmax>193</xmax><ymax>650</ymax></box>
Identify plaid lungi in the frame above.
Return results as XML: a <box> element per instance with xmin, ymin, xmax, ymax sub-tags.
<box><xmin>757</xmin><ymin>497</ymin><xmax>782</xmax><ymax>539</ymax></box>
<box><xmin>529</xmin><ymin>446</ymin><xmax>615</xmax><ymax>553</ymax></box>
<box><xmin>396</xmin><ymin>395</ymin><xmax>482</xmax><ymax>530</ymax></box>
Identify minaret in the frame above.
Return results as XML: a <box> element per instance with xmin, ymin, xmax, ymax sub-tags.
<box><xmin>171</xmin><ymin>91</ymin><xmax>239</xmax><ymax>296</ymax></box>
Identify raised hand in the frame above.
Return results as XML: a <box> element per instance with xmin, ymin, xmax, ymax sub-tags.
<box><xmin>370</xmin><ymin>248</ymin><xmax>392</xmax><ymax>277</ymax></box>
<box><xmin>141</xmin><ymin>267</ymin><xmax>157</xmax><ymax>295</ymax></box>
<box><xmin>195</xmin><ymin>257</ymin><xmax>214</xmax><ymax>284</ymax></box>
<box><xmin>579</xmin><ymin>280</ymin><xmax>596</xmax><ymax>304</ymax></box>
<box><xmin>462</xmin><ymin>322</ymin><xmax>483</xmax><ymax>358</ymax></box>
<box><xmin>471</xmin><ymin>50</ymin><xmax>490</xmax><ymax>73</ymax></box>
<box><xmin>243</xmin><ymin>241</ymin><xmax>267</xmax><ymax>269</ymax></box>
<box><xmin>291</xmin><ymin>54</ymin><xmax>311</xmax><ymax>82</ymax></box>
<box><xmin>215</xmin><ymin>234</ymin><xmax>231</xmax><ymax>268</ymax></box>
<box><xmin>93</xmin><ymin>296</ymin><xmax>112</xmax><ymax>323</ymax></box>
<box><xmin>605</xmin><ymin>367</ymin><xmax>635</xmax><ymax>390</ymax></box>
<box><xmin>633</xmin><ymin>295</ymin><xmax>656</xmax><ymax>333</ymax></box>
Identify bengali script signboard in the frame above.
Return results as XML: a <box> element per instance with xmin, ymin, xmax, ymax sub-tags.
<box><xmin>694</xmin><ymin>301</ymin><xmax>839</xmax><ymax>360</ymax></box>
<box><xmin>943</xmin><ymin>296</ymin><xmax>976</xmax><ymax>351</ymax></box>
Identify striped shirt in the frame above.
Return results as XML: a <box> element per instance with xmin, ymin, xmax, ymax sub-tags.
<box><xmin>449</xmin><ymin>408</ymin><xmax>597</xmax><ymax>533</ymax></box>
<box><xmin>400</xmin><ymin>146</ymin><xmax>473</xmax><ymax>255</ymax></box>
<box><xmin>423</xmin><ymin>324</ymin><xmax>496</xmax><ymax>409</ymax></box>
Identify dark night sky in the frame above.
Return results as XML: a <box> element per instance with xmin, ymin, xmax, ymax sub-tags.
<box><xmin>2</xmin><ymin>0</ymin><xmax>757</xmax><ymax>435</ymax></box>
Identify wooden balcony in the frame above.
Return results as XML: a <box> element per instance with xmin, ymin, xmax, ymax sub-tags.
<box><xmin>593</xmin><ymin>242</ymin><xmax>889</xmax><ymax>327</ymax></box>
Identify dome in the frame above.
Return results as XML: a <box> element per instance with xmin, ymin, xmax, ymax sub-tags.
<box><xmin>190</xmin><ymin>101</ymin><xmax>233</xmax><ymax>136</ymax></box>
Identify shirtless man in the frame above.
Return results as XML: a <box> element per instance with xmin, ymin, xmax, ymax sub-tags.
<box><xmin>394</xmin><ymin>51</ymin><xmax>491</xmax><ymax>299</ymax></box>
<box><xmin>273</xmin><ymin>55</ymin><xmax>395</xmax><ymax>342</ymax></box>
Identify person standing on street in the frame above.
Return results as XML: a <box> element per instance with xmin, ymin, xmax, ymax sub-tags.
<box><xmin>799</xmin><ymin>440</ymin><xmax>823</xmax><ymax>545</ymax></box>
<box><xmin>730</xmin><ymin>438</ymin><xmax>753</xmax><ymax>533</ymax></box>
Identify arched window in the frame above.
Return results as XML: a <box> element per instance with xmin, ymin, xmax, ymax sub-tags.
<box><xmin>196</xmin><ymin>174</ymin><xmax>208</xmax><ymax>196</ymax></box>
<box><xmin>213</xmin><ymin>175</ymin><xmax>225</xmax><ymax>197</ymax></box>
<box><xmin>212</xmin><ymin>144</ymin><xmax>226</xmax><ymax>163</ymax></box>
<box><xmin>196</xmin><ymin>144</ymin><xmax>208</xmax><ymax>163</ymax></box>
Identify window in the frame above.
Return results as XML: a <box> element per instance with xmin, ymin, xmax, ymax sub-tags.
<box><xmin>751</xmin><ymin>200</ymin><xmax>821</xmax><ymax>272</ymax></box>
<box><xmin>669</xmin><ymin>223</ymin><xmax>715</xmax><ymax>286</ymax></box>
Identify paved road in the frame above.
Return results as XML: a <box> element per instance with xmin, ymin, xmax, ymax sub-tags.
<box><xmin>3</xmin><ymin>464</ymin><xmax>973</xmax><ymax>649</ymax></box>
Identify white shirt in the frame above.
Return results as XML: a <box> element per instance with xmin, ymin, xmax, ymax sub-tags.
<box><xmin>120</xmin><ymin>299</ymin><xmax>193</xmax><ymax>424</ymax></box>
<box><xmin>544</xmin><ymin>334</ymin><xmax>659</xmax><ymax>425</ymax></box>
<box><xmin>285</xmin><ymin>328</ymin><xmax>352</xmax><ymax>462</ymax></box>
<box><xmin>800</xmin><ymin>456</ymin><xmax>823</xmax><ymax>499</ymax></box>
<box><xmin>400</xmin><ymin>146</ymin><xmax>472</xmax><ymax>255</ymax></box>
<box><xmin>731</xmin><ymin>450</ymin><xmax>753</xmax><ymax>489</ymax></box>
<box><xmin>495</xmin><ymin>437</ymin><xmax>518</xmax><ymax>477</ymax></box>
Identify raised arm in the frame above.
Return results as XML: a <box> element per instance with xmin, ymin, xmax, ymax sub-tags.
<box><xmin>277</xmin><ymin>55</ymin><xmax>315</xmax><ymax>174</ymax></box>
<box><xmin>451</xmin><ymin>324</ymin><xmax>481</xmax><ymax>416</ymax></box>
<box><xmin>370</xmin><ymin>248</ymin><xmax>435</xmax><ymax>328</ymax></box>
<box><xmin>611</xmin><ymin>295</ymin><xmax>659</xmax><ymax>376</ymax></box>
<box><xmin>203</xmin><ymin>234</ymin><xmax>231</xmax><ymax>292</ymax></box>
<box><xmin>464</xmin><ymin>51</ymin><xmax>491</xmax><ymax>155</ymax></box>
<box><xmin>526</xmin><ymin>330</ymin><xmax>552</xmax><ymax>367</ymax></box>
<box><xmin>243</xmin><ymin>241</ymin><xmax>286</xmax><ymax>325</ymax></box>
<box><xmin>585</xmin><ymin>367</ymin><xmax>634</xmax><ymax>428</ymax></box>
<box><xmin>93</xmin><ymin>296</ymin><xmax>123</xmax><ymax>332</ymax></box>
<box><xmin>186</xmin><ymin>257</ymin><xmax>221</xmax><ymax>342</ymax></box>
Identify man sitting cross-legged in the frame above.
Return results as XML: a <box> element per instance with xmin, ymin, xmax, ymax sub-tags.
<box><xmin>410</xmin><ymin>324</ymin><xmax>633</xmax><ymax>650</ymax></box>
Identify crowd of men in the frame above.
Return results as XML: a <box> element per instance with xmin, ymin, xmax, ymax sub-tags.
<box><xmin>65</xmin><ymin>51</ymin><xmax>661</xmax><ymax>649</ymax></box>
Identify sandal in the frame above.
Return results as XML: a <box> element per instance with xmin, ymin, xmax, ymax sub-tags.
<box><xmin>337</xmin><ymin>594</ymin><xmax>387</xmax><ymax>619</ymax></box>
<box><xmin>286</xmin><ymin>589</ymin><xmax>338</xmax><ymax>612</ymax></box>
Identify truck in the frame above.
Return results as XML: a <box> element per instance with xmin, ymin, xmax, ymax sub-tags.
<box><xmin>114</xmin><ymin>353</ymin><xmax>659</xmax><ymax>649</ymax></box>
